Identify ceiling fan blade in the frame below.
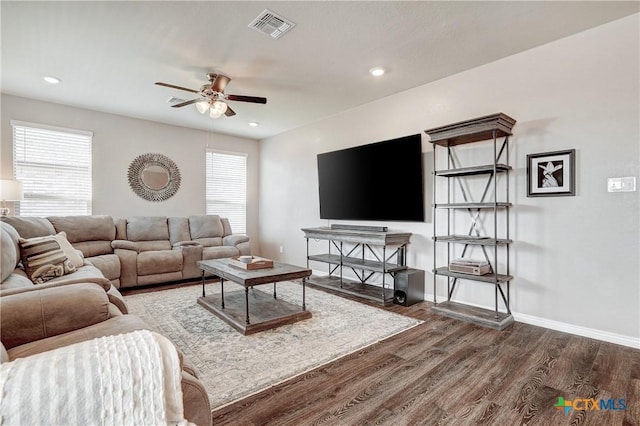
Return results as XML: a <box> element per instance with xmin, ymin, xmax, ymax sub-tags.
<box><xmin>224</xmin><ymin>105</ymin><xmax>236</xmax><ymax>117</ymax></box>
<box><xmin>212</xmin><ymin>75</ymin><xmax>231</xmax><ymax>93</ymax></box>
<box><xmin>171</xmin><ymin>98</ymin><xmax>203</xmax><ymax>108</ymax></box>
<box><xmin>226</xmin><ymin>94</ymin><xmax>267</xmax><ymax>104</ymax></box>
<box><xmin>155</xmin><ymin>82</ymin><xmax>199</xmax><ymax>94</ymax></box>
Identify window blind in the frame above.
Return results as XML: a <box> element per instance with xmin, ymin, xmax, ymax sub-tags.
<box><xmin>12</xmin><ymin>121</ymin><xmax>93</xmax><ymax>217</ymax></box>
<box><xmin>206</xmin><ymin>150</ymin><xmax>247</xmax><ymax>234</ymax></box>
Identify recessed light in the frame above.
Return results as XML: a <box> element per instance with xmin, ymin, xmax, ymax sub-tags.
<box><xmin>248</xmin><ymin>122</ymin><xmax>259</xmax><ymax>127</ymax></box>
<box><xmin>43</xmin><ymin>76</ymin><xmax>61</xmax><ymax>84</ymax></box>
<box><xmin>369</xmin><ymin>67</ymin><xmax>385</xmax><ymax>77</ymax></box>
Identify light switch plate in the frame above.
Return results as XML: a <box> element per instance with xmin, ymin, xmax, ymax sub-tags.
<box><xmin>607</xmin><ymin>177</ymin><xmax>636</xmax><ymax>192</ymax></box>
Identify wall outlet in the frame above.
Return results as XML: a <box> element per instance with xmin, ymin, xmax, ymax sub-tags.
<box><xmin>607</xmin><ymin>177</ymin><xmax>636</xmax><ymax>192</ymax></box>
<box><xmin>279</xmin><ymin>245</ymin><xmax>284</xmax><ymax>253</ymax></box>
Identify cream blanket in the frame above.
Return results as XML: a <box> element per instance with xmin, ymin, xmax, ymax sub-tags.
<box><xmin>0</xmin><ymin>330</ymin><xmax>192</xmax><ymax>426</ymax></box>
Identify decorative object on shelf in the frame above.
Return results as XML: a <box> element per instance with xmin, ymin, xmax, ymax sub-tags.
<box><xmin>228</xmin><ymin>256</ymin><xmax>274</xmax><ymax>270</ymax></box>
<box><xmin>128</xmin><ymin>153</ymin><xmax>181</xmax><ymax>202</ymax></box>
<box><xmin>0</xmin><ymin>179</ymin><xmax>24</xmax><ymax>216</ymax></box>
<box><xmin>527</xmin><ymin>149</ymin><xmax>575</xmax><ymax>197</ymax></box>
<box><xmin>426</xmin><ymin>112</ymin><xmax>516</xmax><ymax>330</ymax></box>
<box><xmin>448</xmin><ymin>258</ymin><xmax>491</xmax><ymax>276</ymax></box>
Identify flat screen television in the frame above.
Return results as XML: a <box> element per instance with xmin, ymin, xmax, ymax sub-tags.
<box><xmin>317</xmin><ymin>134</ymin><xmax>424</xmax><ymax>222</ymax></box>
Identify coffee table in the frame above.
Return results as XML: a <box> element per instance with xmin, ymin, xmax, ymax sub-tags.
<box><xmin>197</xmin><ymin>258</ymin><xmax>312</xmax><ymax>335</ymax></box>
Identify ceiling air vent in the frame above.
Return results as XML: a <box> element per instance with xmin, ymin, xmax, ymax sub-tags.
<box><xmin>248</xmin><ymin>9</ymin><xmax>296</xmax><ymax>39</ymax></box>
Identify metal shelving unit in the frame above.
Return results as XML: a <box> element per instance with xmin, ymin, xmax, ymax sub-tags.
<box><xmin>301</xmin><ymin>227</ymin><xmax>411</xmax><ymax>305</ymax></box>
<box><xmin>425</xmin><ymin>113</ymin><xmax>516</xmax><ymax>330</ymax></box>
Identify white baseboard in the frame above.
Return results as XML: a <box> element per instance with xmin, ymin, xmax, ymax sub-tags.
<box><xmin>424</xmin><ymin>293</ymin><xmax>639</xmax><ymax>349</ymax></box>
<box><xmin>512</xmin><ymin>312</ymin><xmax>639</xmax><ymax>349</ymax></box>
<box><xmin>308</xmin><ymin>277</ymin><xmax>640</xmax><ymax>349</ymax></box>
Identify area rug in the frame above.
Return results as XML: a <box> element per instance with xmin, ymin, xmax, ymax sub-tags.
<box><xmin>124</xmin><ymin>281</ymin><xmax>422</xmax><ymax>409</ymax></box>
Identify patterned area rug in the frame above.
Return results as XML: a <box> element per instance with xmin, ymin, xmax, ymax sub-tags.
<box><xmin>124</xmin><ymin>281</ymin><xmax>422</xmax><ymax>409</ymax></box>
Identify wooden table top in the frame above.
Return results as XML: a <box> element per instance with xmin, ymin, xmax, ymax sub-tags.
<box><xmin>198</xmin><ymin>258</ymin><xmax>312</xmax><ymax>287</ymax></box>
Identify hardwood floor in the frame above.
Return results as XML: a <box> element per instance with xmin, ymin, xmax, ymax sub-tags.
<box><xmin>211</xmin><ymin>298</ymin><xmax>640</xmax><ymax>426</ymax></box>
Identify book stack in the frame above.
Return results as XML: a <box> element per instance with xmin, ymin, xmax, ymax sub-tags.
<box><xmin>448</xmin><ymin>258</ymin><xmax>491</xmax><ymax>276</ymax></box>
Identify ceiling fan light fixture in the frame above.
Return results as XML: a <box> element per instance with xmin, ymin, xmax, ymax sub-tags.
<box><xmin>209</xmin><ymin>108</ymin><xmax>223</xmax><ymax>119</ymax></box>
<box><xmin>195</xmin><ymin>100</ymin><xmax>209</xmax><ymax>114</ymax></box>
<box><xmin>212</xmin><ymin>100</ymin><xmax>228</xmax><ymax>114</ymax></box>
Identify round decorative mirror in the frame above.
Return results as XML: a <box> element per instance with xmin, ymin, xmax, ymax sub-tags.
<box><xmin>128</xmin><ymin>153</ymin><xmax>181</xmax><ymax>201</ymax></box>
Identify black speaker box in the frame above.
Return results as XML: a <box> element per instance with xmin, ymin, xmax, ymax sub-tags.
<box><xmin>393</xmin><ymin>268</ymin><xmax>425</xmax><ymax>306</ymax></box>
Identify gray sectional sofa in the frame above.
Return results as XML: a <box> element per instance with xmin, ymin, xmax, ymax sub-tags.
<box><xmin>0</xmin><ymin>219</ymin><xmax>215</xmax><ymax>425</ymax></box>
<box><xmin>1</xmin><ymin>214</ymin><xmax>250</xmax><ymax>291</ymax></box>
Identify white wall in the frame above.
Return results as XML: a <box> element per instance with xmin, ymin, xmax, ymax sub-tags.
<box><xmin>258</xmin><ymin>15</ymin><xmax>640</xmax><ymax>345</ymax></box>
<box><xmin>0</xmin><ymin>95</ymin><xmax>261</xmax><ymax>250</ymax></box>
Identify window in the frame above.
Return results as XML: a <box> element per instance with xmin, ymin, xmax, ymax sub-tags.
<box><xmin>12</xmin><ymin>120</ymin><xmax>93</xmax><ymax>216</ymax></box>
<box><xmin>206</xmin><ymin>150</ymin><xmax>247</xmax><ymax>234</ymax></box>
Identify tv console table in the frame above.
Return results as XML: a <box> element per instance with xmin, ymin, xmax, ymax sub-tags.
<box><xmin>301</xmin><ymin>227</ymin><xmax>411</xmax><ymax>305</ymax></box>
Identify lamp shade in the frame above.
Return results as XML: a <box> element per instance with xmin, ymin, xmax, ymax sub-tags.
<box><xmin>212</xmin><ymin>100</ymin><xmax>228</xmax><ymax>114</ymax></box>
<box><xmin>195</xmin><ymin>101</ymin><xmax>209</xmax><ymax>114</ymax></box>
<box><xmin>0</xmin><ymin>180</ymin><xmax>23</xmax><ymax>201</ymax></box>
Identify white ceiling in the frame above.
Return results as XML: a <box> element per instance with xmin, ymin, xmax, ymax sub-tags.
<box><xmin>2</xmin><ymin>1</ymin><xmax>638</xmax><ymax>140</ymax></box>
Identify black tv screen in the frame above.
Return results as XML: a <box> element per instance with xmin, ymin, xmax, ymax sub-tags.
<box><xmin>317</xmin><ymin>134</ymin><xmax>424</xmax><ymax>222</ymax></box>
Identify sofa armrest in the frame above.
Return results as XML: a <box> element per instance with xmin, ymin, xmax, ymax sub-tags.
<box><xmin>106</xmin><ymin>285</ymin><xmax>128</xmax><ymax>314</ymax></box>
<box><xmin>222</xmin><ymin>234</ymin><xmax>250</xmax><ymax>247</ymax></box>
<box><xmin>181</xmin><ymin>370</ymin><xmax>212</xmax><ymax>426</ymax></box>
<box><xmin>0</xmin><ymin>272</ymin><xmax>110</xmax><ymax>297</ymax></box>
<box><xmin>111</xmin><ymin>239</ymin><xmax>140</xmax><ymax>252</ymax></box>
<box><xmin>174</xmin><ymin>244</ymin><xmax>203</xmax><ymax>280</ymax></box>
<box><xmin>0</xmin><ymin>283</ymin><xmax>111</xmax><ymax>350</ymax></box>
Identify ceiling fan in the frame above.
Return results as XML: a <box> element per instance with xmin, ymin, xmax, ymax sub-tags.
<box><xmin>155</xmin><ymin>73</ymin><xmax>267</xmax><ymax>119</ymax></box>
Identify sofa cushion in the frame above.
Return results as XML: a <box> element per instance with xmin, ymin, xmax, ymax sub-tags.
<box><xmin>168</xmin><ymin>217</ymin><xmax>191</xmax><ymax>244</ymax></box>
<box><xmin>72</xmin><ymin>240</ymin><xmax>114</xmax><ymax>257</ymax></box>
<box><xmin>48</xmin><ymin>215</ymin><xmax>116</xmax><ymax>243</ymax></box>
<box><xmin>220</xmin><ymin>217</ymin><xmax>233</xmax><ymax>237</ymax></box>
<box><xmin>127</xmin><ymin>217</ymin><xmax>169</xmax><ymax>241</ymax></box>
<box><xmin>19</xmin><ymin>235</ymin><xmax>76</xmax><ymax>284</ymax></box>
<box><xmin>1</xmin><ymin>222</ymin><xmax>20</xmax><ymax>282</ymax></box>
<box><xmin>86</xmin><ymin>254</ymin><xmax>121</xmax><ymax>281</ymax></box>
<box><xmin>1</xmin><ymin>217</ymin><xmax>55</xmax><ymax>239</ymax></box>
<box><xmin>189</xmin><ymin>215</ymin><xmax>223</xmax><ymax>239</ymax></box>
<box><xmin>44</xmin><ymin>264</ymin><xmax>110</xmax><ymax>291</ymax></box>
<box><xmin>137</xmin><ymin>250</ymin><xmax>182</xmax><ymax>276</ymax></box>
<box><xmin>192</xmin><ymin>237</ymin><xmax>222</xmax><ymax>248</ymax></box>
<box><xmin>0</xmin><ymin>270</ymin><xmax>33</xmax><ymax>292</ymax></box>
<box><xmin>136</xmin><ymin>240</ymin><xmax>172</xmax><ymax>252</ymax></box>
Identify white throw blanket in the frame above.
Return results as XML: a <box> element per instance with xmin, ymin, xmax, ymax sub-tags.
<box><xmin>0</xmin><ymin>330</ymin><xmax>192</xmax><ymax>426</ymax></box>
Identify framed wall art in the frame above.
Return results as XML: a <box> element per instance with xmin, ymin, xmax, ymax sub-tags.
<box><xmin>527</xmin><ymin>149</ymin><xmax>575</xmax><ymax>197</ymax></box>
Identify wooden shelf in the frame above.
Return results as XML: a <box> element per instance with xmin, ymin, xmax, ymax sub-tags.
<box><xmin>431</xmin><ymin>301</ymin><xmax>513</xmax><ymax>330</ymax></box>
<box><xmin>306</xmin><ymin>275</ymin><xmax>394</xmax><ymax>306</ymax></box>
<box><xmin>301</xmin><ymin>227</ymin><xmax>411</xmax><ymax>246</ymax></box>
<box><xmin>435</xmin><ymin>202</ymin><xmax>512</xmax><ymax>209</ymax></box>
<box><xmin>433</xmin><ymin>267</ymin><xmax>512</xmax><ymax>284</ymax></box>
<box><xmin>434</xmin><ymin>235</ymin><xmax>512</xmax><ymax>246</ymax></box>
<box><xmin>307</xmin><ymin>253</ymin><xmax>407</xmax><ymax>273</ymax></box>
<box><xmin>425</xmin><ymin>113</ymin><xmax>516</xmax><ymax>147</ymax></box>
<box><xmin>435</xmin><ymin>163</ymin><xmax>511</xmax><ymax>177</ymax></box>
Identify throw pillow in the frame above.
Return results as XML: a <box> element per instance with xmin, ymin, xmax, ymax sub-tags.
<box><xmin>18</xmin><ymin>235</ymin><xmax>76</xmax><ymax>284</ymax></box>
<box><xmin>54</xmin><ymin>231</ymin><xmax>84</xmax><ymax>268</ymax></box>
